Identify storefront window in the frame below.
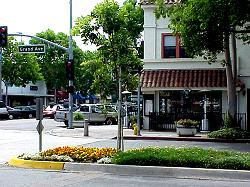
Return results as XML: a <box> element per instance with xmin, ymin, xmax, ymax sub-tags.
<box><xmin>159</xmin><ymin>90</ymin><xmax>222</xmax><ymax>114</ymax></box>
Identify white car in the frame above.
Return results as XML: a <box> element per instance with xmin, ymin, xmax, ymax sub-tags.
<box><xmin>63</xmin><ymin>104</ymin><xmax>118</xmax><ymax>126</ymax></box>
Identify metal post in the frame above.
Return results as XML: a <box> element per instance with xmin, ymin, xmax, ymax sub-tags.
<box><xmin>38</xmin><ymin>120</ymin><xmax>43</xmax><ymax>152</ymax></box>
<box><xmin>67</xmin><ymin>0</ymin><xmax>74</xmax><ymax>129</ymax></box>
<box><xmin>125</xmin><ymin>101</ymin><xmax>128</xmax><ymax>127</ymax></box>
<box><xmin>137</xmin><ymin>71</ymin><xmax>141</xmax><ymax>136</ymax></box>
<box><xmin>5</xmin><ymin>82</ymin><xmax>8</xmax><ymax>106</ymax></box>
<box><xmin>117</xmin><ymin>66</ymin><xmax>123</xmax><ymax>151</ymax></box>
<box><xmin>84</xmin><ymin>119</ymin><xmax>89</xmax><ymax>136</ymax></box>
<box><xmin>0</xmin><ymin>47</ymin><xmax>2</xmax><ymax>101</ymax></box>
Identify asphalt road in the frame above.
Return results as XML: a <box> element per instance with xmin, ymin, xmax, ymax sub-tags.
<box><xmin>1</xmin><ymin>118</ymin><xmax>250</xmax><ymax>186</ymax></box>
<box><xmin>1</xmin><ymin>164</ymin><xmax>250</xmax><ymax>187</ymax></box>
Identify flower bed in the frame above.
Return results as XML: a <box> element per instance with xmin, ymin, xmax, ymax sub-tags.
<box><xmin>16</xmin><ymin>146</ymin><xmax>250</xmax><ymax>171</ymax></box>
<box><xmin>18</xmin><ymin>146</ymin><xmax>117</xmax><ymax>163</ymax></box>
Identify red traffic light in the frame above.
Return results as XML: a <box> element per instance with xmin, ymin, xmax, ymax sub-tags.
<box><xmin>0</xmin><ymin>26</ymin><xmax>8</xmax><ymax>47</ymax></box>
<box><xmin>65</xmin><ymin>59</ymin><xmax>74</xmax><ymax>80</ymax></box>
<box><xmin>67</xmin><ymin>85</ymin><xmax>75</xmax><ymax>93</ymax></box>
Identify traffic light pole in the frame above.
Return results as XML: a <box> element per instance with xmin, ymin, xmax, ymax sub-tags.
<box><xmin>7</xmin><ymin>1</ymin><xmax>74</xmax><ymax>128</ymax></box>
<box><xmin>0</xmin><ymin>47</ymin><xmax>2</xmax><ymax>101</ymax></box>
<box><xmin>67</xmin><ymin>0</ymin><xmax>74</xmax><ymax>129</ymax></box>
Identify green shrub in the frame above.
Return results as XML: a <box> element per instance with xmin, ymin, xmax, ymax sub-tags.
<box><xmin>224</xmin><ymin>113</ymin><xmax>238</xmax><ymax>128</ymax></box>
<box><xmin>73</xmin><ymin>112</ymin><xmax>85</xmax><ymax>121</ymax></box>
<box><xmin>112</xmin><ymin>147</ymin><xmax>250</xmax><ymax>170</ymax></box>
<box><xmin>175</xmin><ymin>119</ymin><xmax>199</xmax><ymax>127</ymax></box>
<box><xmin>207</xmin><ymin>128</ymin><xmax>250</xmax><ymax>139</ymax></box>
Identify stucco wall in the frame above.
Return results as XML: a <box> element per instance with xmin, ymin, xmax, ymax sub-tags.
<box><xmin>1</xmin><ymin>80</ymin><xmax>48</xmax><ymax>96</ymax></box>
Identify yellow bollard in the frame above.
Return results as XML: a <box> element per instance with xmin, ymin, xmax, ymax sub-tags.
<box><xmin>133</xmin><ymin>123</ymin><xmax>137</xmax><ymax>135</ymax></box>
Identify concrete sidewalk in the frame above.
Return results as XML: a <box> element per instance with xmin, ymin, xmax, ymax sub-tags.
<box><xmin>47</xmin><ymin>124</ymin><xmax>250</xmax><ymax>143</ymax></box>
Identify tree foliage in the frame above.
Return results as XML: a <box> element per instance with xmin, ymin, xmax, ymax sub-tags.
<box><xmin>2</xmin><ymin>37</ymin><xmax>43</xmax><ymax>87</ymax></box>
<box><xmin>152</xmin><ymin>0</ymin><xmax>250</xmax><ymax>57</ymax></box>
<box><xmin>30</xmin><ymin>29</ymin><xmax>85</xmax><ymax>92</ymax></box>
<box><xmin>73</xmin><ymin>0</ymin><xmax>144</xmax><ymax>99</ymax></box>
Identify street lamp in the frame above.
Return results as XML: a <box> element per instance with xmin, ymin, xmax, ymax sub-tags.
<box><xmin>4</xmin><ymin>81</ymin><xmax>11</xmax><ymax>106</ymax></box>
<box><xmin>122</xmin><ymin>90</ymin><xmax>131</xmax><ymax>128</ymax></box>
<box><xmin>200</xmin><ymin>89</ymin><xmax>210</xmax><ymax>132</ymax></box>
<box><xmin>136</xmin><ymin>69</ymin><xmax>142</xmax><ymax>136</ymax></box>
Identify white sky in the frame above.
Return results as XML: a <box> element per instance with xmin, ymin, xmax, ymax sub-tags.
<box><xmin>0</xmin><ymin>0</ymin><xmax>125</xmax><ymax>51</ymax></box>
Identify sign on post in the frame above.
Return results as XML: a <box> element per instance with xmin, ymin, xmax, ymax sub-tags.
<box><xmin>36</xmin><ymin>98</ymin><xmax>44</xmax><ymax>152</ymax></box>
<box><xmin>36</xmin><ymin>98</ymin><xmax>43</xmax><ymax>120</ymax></box>
<box><xmin>18</xmin><ymin>44</ymin><xmax>45</xmax><ymax>54</ymax></box>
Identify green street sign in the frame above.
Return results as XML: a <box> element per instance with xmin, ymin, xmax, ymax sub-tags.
<box><xmin>18</xmin><ymin>44</ymin><xmax>45</xmax><ymax>54</ymax></box>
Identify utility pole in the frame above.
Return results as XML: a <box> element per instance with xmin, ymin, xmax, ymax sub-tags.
<box><xmin>0</xmin><ymin>26</ymin><xmax>8</xmax><ymax>101</ymax></box>
<box><xmin>67</xmin><ymin>0</ymin><xmax>74</xmax><ymax>129</ymax></box>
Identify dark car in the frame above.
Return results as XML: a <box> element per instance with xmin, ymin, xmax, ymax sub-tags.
<box><xmin>13</xmin><ymin>106</ymin><xmax>36</xmax><ymax>119</ymax></box>
<box><xmin>7</xmin><ymin>106</ymin><xmax>22</xmax><ymax>119</ymax></box>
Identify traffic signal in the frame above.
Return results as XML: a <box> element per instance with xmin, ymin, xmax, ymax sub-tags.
<box><xmin>67</xmin><ymin>85</ymin><xmax>75</xmax><ymax>93</ymax></box>
<box><xmin>0</xmin><ymin>26</ymin><xmax>8</xmax><ymax>48</ymax></box>
<box><xmin>65</xmin><ymin>59</ymin><xmax>74</xmax><ymax>80</ymax></box>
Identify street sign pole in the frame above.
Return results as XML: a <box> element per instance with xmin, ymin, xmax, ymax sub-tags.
<box><xmin>37</xmin><ymin>120</ymin><xmax>44</xmax><ymax>152</ymax></box>
<box><xmin>18</xmin><ymin>44</ymin><xmax>46</xmax><ymax>53</ymax></box>
<box><xmin>36</xmin><ymin>98</ymin><xmax>44</xmax><ymax>152</ymax></box>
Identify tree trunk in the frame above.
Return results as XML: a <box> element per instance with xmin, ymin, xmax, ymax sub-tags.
<box><xmin>224</xmin><ymin>34</ymin><xmax>237</xmax><ymax>127</ymax></box>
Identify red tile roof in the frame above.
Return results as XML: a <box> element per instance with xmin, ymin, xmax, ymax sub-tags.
<box><xmin>140</xmin><ymin>0</ymin><xmax>181</xmax><ymax>5</ymax></box>
<box><xmin>140</xmin><ymin>69</ymin><xmax>228</xmax><ymax>88</ymax></box>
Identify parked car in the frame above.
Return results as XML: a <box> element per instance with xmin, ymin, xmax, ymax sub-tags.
<box><xmin>63</xmin><ymin>104</ymin><xmax>118</xmax><ymax>126</ymax></box>
<box><xmin>54</xmin><ymin>103</ymin><xmax>79</xmax><ymax>122</ymax></box>
<box><xmin>0</xmin><ymin>101</ymin><xmax>9</xmax><ymax>119</ymax></box>
<box><xmin>43</xmin><ymin>104</ymin><xmax>63</xmax><ymax>119</ymax></box>
<box><xmin>13</xmin><ymin>106</ymin><xmax>36</xmax><ymax>119</ymax></box>
<box><xmin>7</xmin><ymin>106</ymin><xmax>22</xmax><ymax>119</ymax></box>
<box><xmin>62</xmin><ymin>102</ymin><xmax>79</xmax><ymax>111</ymax></box>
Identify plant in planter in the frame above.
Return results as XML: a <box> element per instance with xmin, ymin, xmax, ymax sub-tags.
<box><xmin>72</xmin><ymin>112</ymin><xmax>85</xmax><ymax>127</ymax></box>
<box><xmin>175</xmin><ymin>119</ymin><xmax>200</xmax><ymax>136</ymax></box>
<box><xmin>73</xmin><ymin>112</ymin><xmax>85</xmax><ymax>121</ymax></box>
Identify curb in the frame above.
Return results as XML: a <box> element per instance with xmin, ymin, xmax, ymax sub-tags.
<box><xmin>8</xmin><ymin>157</ymin><xmax>64</xmax><ymax>170</ymax></box>
<box><xmin>122</xmin><ymin>136</ymin><xmax>250</xmax><ymax>143</ymax></box>
<box><xmin>8</xmin><ymin>158</ymin><xmax>250</xmax><ymax>180</ymax></box>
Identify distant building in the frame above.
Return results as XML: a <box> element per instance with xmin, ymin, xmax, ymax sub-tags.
<box><xmin>1</xmin><ymin>80</ymin><xmax>53</xmax><ymax>107</ymax></box>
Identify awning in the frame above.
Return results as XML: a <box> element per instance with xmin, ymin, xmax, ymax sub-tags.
<box><xmin>140</xmin><ymin>69</ymin><xmax>228</xmax><ymax>89</ymax></box>
<box><xmin>56</xmin><ymin>91</ymin><xmax>68</xmax><ymax>99</ymax></box>
<box><xmin>85</xmin><ymin>94</ymin><xmax>97</xmax><ymax>100</ymax></box>
<box><xmin>73</xmin><ymin>93</ymin><xmax>85</xmax><ymax>100</ymax></box>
